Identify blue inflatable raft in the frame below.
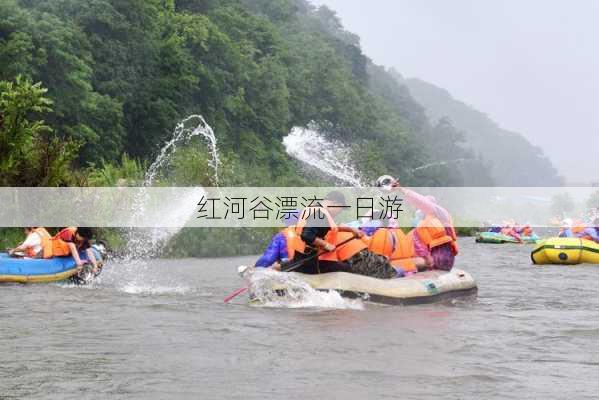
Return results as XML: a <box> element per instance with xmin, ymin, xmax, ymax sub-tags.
<box><xmin>0</xmin><ymin>245</ymin><xmax>104</xmax><ymax>284</ymax></box>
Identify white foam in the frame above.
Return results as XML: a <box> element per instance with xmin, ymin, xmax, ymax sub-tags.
<box><xmin>118</xmin><ymin>282</ymin><xmax>190</xmax><ymax>295</ymax></box>
<box><xmin>248</xmin><ymin>269</ymin><xmax>364</xmax><ymax>310</ymax></box>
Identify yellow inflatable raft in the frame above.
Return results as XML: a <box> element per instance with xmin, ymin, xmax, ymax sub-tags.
<box><xmin>531</xmin><ymin>237</ymin><xmax>599</xmax><ymax>265</ymax></box>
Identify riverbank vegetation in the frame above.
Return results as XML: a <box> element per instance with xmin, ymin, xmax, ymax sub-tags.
<box><xmin>0</xmin><ymin>0</ymin><xmax>562</xmax><ymax>254</ymax></box>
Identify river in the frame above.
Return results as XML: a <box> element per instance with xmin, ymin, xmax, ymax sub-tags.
<box><xmin>1</xmin><ymin>238</ymin><xmax>598</xmax><ymax>399</ymax></box>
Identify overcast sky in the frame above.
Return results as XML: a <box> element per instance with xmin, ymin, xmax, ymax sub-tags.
<box><xmin>310</xmin><ymin>0</ymin><xmax>599</xmax><ymax>183</ymax></box>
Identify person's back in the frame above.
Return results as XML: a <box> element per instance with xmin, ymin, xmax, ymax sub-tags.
<box><xmin>49</xmin><ymin>227</ymin><xmax>100</xmax><ymax>274</ymax></box>
<box><xmin>402</xmin><ymin>188</ymin><xmax>459</xmax><ymax>270</ymax></box>
<box><xmin>255</xmin><ymin>212</ymin><xmax>299</xmax><ymax>269</ymax></box>
<box><xmin>9</xmin><ymin>227</ymin><xmax>50</xmax><ymax>258</ymax></box>
<box><xmin>289</xmin><ymin>192</ymin><xmax>388</xmax><ymax>277</ymax></box>
<box><xmin>255</xmin><ymin>231</ymin><xmax>290</xmax><ymax>269</ymax></box>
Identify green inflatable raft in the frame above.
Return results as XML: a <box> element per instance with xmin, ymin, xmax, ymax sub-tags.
<box><xmin>476</xmin><ymin>231</ymin><xmax>540</xmax><ymax>244</ymax></box>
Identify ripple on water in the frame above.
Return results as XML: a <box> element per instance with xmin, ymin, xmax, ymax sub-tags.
<box><xmin>3</xmin><ymin>242</ymin><xmax>599</xmax><ymax>399</ymax></box>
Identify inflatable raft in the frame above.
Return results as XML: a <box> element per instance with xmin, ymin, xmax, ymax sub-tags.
<box><xmin>0</xmin><ymin>245</ymin><xmax>105</xmax><ymax>284</ymax></box>
<box><xmin>476</xmin><ymin>231</ymin><xmax>539</xmax><ymax>244</ymax></box>
<box><xmin>531</xmin><ymin>237</ymin><xmax>599</xmax><ymax>265</ymax></box>
<box><xmin>249</xmin><ymin>268</ymin><xmax>477</xmax><ymax>306</ymax></box>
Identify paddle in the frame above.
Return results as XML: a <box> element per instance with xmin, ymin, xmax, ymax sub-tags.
<box><xmin>223</xmin><ymin>236</ymin><xmax>357</xmax><ymax>303</ymax></box>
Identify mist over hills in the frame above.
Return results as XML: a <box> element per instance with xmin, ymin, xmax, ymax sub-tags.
<box><xmin>399</xmin><ymin>75</ymin><xmax>562</xmax><ymax>186</ymax></box>
<box><xmin>1</xmin><ymin>0</ymin><xmax>562</xmax><ymax>188</ymax></box>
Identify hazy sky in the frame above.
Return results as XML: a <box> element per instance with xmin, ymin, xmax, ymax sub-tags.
<box><xmin>310</xmin><ymin>0</ymin><xmax>599</xmax><ymax>183</ymax></box>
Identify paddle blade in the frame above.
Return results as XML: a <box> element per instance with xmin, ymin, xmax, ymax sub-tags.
<box><xmin>224</xmin><ymin>287</ymin><xmax>248</xmax><ymax>303</ymax></box>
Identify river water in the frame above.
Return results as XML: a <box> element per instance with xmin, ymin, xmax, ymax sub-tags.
<box><xmin>1</xmin><ymin>238</ymin><xmax>598</xmax><ymax>399</ymax></box>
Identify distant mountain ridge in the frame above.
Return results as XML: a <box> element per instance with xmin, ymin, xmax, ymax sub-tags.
<box><xmin>396</xmin><ymin>74</ymin><xmax>562</xmax><ymax>186</ymax></box>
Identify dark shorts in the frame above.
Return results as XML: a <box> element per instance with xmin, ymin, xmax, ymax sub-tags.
<box><xmin>346</xmin><ymin>250</ymin><xmax>397</xmax><ymax>279</ymax></box>
<box><xmin>288</xmin><ymin>251</ymin><xmax>349</xmax><ymax>274</ymax></box>
<box><xmin>288</xmin><ymin>250</ymin><xmax>397</xmax><ymax>279</ymax></box>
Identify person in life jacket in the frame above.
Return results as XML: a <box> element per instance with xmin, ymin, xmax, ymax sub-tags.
<box><xmin>517</xmin><ymin>224</ymin><xmax>534</xmax><ymax>237</ymax></box>
<box><xmin>254</xmin><ymin>211</ymin><xmax>300</xmax><ymax>269</ymax></box>
<box><xmin>500</xmin><ymin>220</ymin><xmax>523</xmax><ymax>243</ymax></box>
<box><xmin>376</xmin><ymin>176</ymin><xmax>459</xmax><ymax>271</ymax></box>
<box><xmin>288</xmin><ymin>191</ymin><xmax>401</xmax><ymax>279</ymax></box>
<box><xmin>365</xmin><ymin>214</ymin><xmax>426</xmax><ymax>275</ymax></box>
<box><xmin>486</xmin><ymin>223</ymin><xmax>502</xmax><ymax>233</ymax></box>
<box><xmin>48</xmin><ymin>227</ymin><xmax>100</xmax><ymax>274</ymax></box>
<box><xmin>559</xmin><ymin>218</ymin><xmax>599</xmax><ymax>242</ymax></box>
<box><xmin>368</xmin><ymin>218</ymin><xmax>424</xmax><ymax>277</ymax></box>
<box><xmin>8</xmin><ymin>227</ymin><xmax>51</xmax><ymax>258</ymax></box>
<box><xmin>592</xmin><ymin>218</ymin><xmax>599</xmax><ymax>243</ymax></box>
<box><xmin>558</xmin><ymin>218</ymin><xmax>574</xmax><ymax>238</ymax></box>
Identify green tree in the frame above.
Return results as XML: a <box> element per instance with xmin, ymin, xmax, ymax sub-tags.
<box><xmin>0</xmin><ymin>75</ymin><xmax>78</xmax><ymax>186</ymax></box>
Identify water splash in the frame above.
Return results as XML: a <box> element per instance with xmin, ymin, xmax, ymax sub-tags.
<box><xmin>102</xmin><ymin>115</ymin><xmax>220</xmax><ymax>291</ymax></box>
<box><xmin>144</xmin><ymin>114</ymin><xmax>220</xmax><ymax>187</ymax></box>
<box><xmin>411</xmin><ymin>158</ymin><xmax>471</xmax><ymax>172</ymax></box>
<box><xmin>125</xmin><ymin>115</ymin><xmax>219</xmax><ymax>258</ymax></box>
<box><xmin>118</xmin><ymin>282</ymin><xmax>191</xmax><ymax>296</ymax></box>
<box><xmin>247</xmin><ymin>269</ymin><xmax>364</xmax><ymax>310</ymax></box>
<box><xmin>283</xmin><ymin>124</ymin><xmax>364</xmax><ymax>187</ymax></box>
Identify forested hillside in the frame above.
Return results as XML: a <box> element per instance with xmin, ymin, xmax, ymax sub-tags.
<box><xmin>1</xmin><ymin>0</ymin><xmax>502</xmax><ymax>188</ymax></box>
<box><xmin>401</xmin><ymin>75</ymin><xmax>562</xmax><ymax>186</ymax></box>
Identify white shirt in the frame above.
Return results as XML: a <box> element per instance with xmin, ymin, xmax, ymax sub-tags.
<box><xmin>21</xmin><ymin>232</ymin><xmax>43</xmax><ymax>255</ymax></box>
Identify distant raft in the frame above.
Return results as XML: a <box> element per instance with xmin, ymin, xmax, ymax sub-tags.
<box><xmin>0</xmin><ymin>246</ymin><xmax>104</xmax><ymax>284</ymax></box>
<box><xmin>251</xmin><ymin>268</ymin><xmax>477</xmax><ymax>306</ymax></box>
<box><xmin>476</xmin><ymin>231</ymin><xmax>539</xmax><ymax>244</ymax></box>
<box><xmin>531</xmin><ymin>237</ymin><xmax>599</xmax><ymax>265</ymax></box>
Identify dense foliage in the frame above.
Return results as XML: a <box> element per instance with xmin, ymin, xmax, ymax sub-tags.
<box><xmin>0</xmin><ymin>0</ymin><xmax>564</xmax><ymax>253</ymax></box>
<box><xmin>0</xmin><ymin>0</ymin><xmax>508</xmax><ymax>188</ymax></box>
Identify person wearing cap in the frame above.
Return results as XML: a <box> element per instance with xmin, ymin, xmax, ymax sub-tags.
<box><xmin>254</xmin><ymin>212</ymin><xmax>299</xmax><ymax>270</ymax></box>
<box><xmin>377</xmin><ymin>176</ymin><xmax>459</xmax><ymax>271</ymax></box>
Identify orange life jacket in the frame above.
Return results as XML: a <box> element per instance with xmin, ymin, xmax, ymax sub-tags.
<box><xmin>572</xmin><ymin>221</ymin><xmax>587</xmax><ymax>235</ymax></box>
<box><xmin>25</xmin><ymin>227</ymin><xmax>51</xmax><ymax>258</ymax></box>
<box><xmin>366</xmin><ymin>228</ymin><xmax>418</xmax><ymax>273</ymax></box>
<box><xmin>368</xmin><ymin>229</ymin><xmax>395</xmax><ymax>257</ymax></box>
<box><xmin>389</xmin><ymin>229</ymin><xmax>418</xmax><ymax>273</ymax></box>
<box><xmin>290</xmin><ymin>208</ymin><xmax>365</xmax><ymax>262</ymax></box>
<box><xmin>415</xmin><ymin>215</ymin><xmax>459</xmax><ymax>256</ymax></box>
<box><xmin>282</xmin><ymin>226</ymin><xmax>299</xmax><ymax>260</ymax></box>
<box><xmin>571</xmin><ymin>223</ymin><xmax>595</xmax><ymax>240</ymax></box>
<box><xmin>290</xmin><ymin>207</ymin><xmax>337</xmax><ymax>256</ymax></box>
<box><xmin>333</xmin><ymin>231</ymin><xmax>368</xmax><ymax>261</ymax></box>
<box><xmin>45</xmin><ymin>227</ymin><xmax>77</xmax><ymax>258</ymax></box>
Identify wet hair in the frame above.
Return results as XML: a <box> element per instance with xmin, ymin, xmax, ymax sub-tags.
<box><xmin>76</xmin><ymin>227</ymin><xmax>93</xmax><ymax>240</ymax></box>
<box><xmin>325</xmin><ymin>191</ymin><xmax>346</xmax><ymax>206</ymax></box>
<box><xmin>431</xmin><ymin>244</ymin><xmax>455</xmax><ymax>271</ymax></box>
